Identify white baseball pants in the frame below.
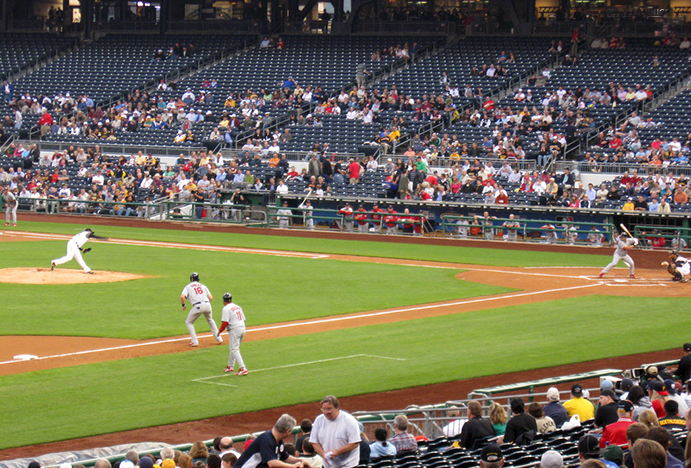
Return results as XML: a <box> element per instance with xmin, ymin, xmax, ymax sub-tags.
<box><xmin>602</xmin><ymin>253</ymin><xmax>635</xmax><ymax>275</ymax></box>
<box><xmin>227</xmin><ymin>327</ymin><xmax>246</xmax><ymax>369</ymax></box>
<box><xmin>53</xmin><ymin>240</ymin><xmax>91</xmax><ymax>272</ymax></box>
<box><xmin>186</xmin><ymin>302</ymin><xmax>221</xmax><ymax>345</ymax></box>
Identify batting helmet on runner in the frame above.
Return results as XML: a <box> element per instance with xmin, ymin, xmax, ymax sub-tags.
<box><xmin>222</xmin><ymin>292</ymin><xmax>232</xmax><ymax>303</ymax></box>
<box><xmin>190</xmin><ymin>272</ymin><xmax>200</xmax><ymax>282</ymax></box>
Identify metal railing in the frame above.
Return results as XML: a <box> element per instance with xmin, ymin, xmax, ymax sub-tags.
<box><xmin>439</xmin><ymin>214</ymin><xmax>615</xmax><ymax>246</ymax></box>
<box><xmin>33</xmin><ymin>141</ymin><xmax>207</xmax><ymax>158</ymax></box>
<box><xmin>556</xmin><ymin>160</ymin><xmax>691</xmax><ymax>177</ymax></box>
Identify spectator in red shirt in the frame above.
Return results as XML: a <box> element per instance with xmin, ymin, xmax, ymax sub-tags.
<box><xmin>348</xmin><ymin>158</ymin><xmax>360</xmax><ymax>184</ymax></box>
<box><xmin>600</xmin><ymin>400</ymin><xmax>635</xmax><ymax>448</ymax></box>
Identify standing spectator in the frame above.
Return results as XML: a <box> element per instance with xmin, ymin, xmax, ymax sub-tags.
<box><xmin>234</xmin><ymin>414</ymin><xmax>306</xmax><ymax>468</ymax></box>
<box><xmin>348</xmin><ymin>158</ymin><xmax>361</xmax><ymax>184</ymax></box>
<box><xmin>388</xmin><ymin>415</ymin><xmax>417</xmax><ymax>454</ymax></box>
<box><xmin>309</xmin><ymin>395</ymin><xmax>361</xmax><ymax>468</ymax></box>
<box><xmin>674</xmin><ymin>343</ymin><xmax>691</xmax><ymax>384</ymax></box>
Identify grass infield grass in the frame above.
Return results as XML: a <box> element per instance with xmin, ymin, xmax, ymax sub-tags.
<box><xmin>0</xmin><ymin>295</ymin><xmax>688</xmax><ymax>449</ymax></box>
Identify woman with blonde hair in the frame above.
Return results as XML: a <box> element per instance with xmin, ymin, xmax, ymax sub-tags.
<box><xmin>638</xmin><ymin>409</ymin><xmax>660</xmax><ymax>428</ymax></box>
<box><xmin>489</xmin><ymin>402</ymin><xmax>508</xmax><ymax>436</ymax></box>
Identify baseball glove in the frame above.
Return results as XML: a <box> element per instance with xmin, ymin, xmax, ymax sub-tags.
<box><xmin>82</xmin><ymin>248</ymin><xmax>92</xmax><ymax>254</ymax></box>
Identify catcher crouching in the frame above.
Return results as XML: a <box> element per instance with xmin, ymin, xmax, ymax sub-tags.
<box><xmin>661</xmin><ymin>251</ymin><xmax>691</xmax><ymax>282</ymax></box>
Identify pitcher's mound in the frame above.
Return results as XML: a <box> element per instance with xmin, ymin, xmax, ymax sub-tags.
<box><xmin>0</xmin><ymin>268</ymin><xmax>150</xmax><ymax>284</ymax></box>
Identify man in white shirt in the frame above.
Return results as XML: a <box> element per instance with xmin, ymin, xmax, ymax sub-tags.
<box><xmin>310</xmin><ymin>396</ymin><xmax>361</xmax><ymax>468</ymax></box>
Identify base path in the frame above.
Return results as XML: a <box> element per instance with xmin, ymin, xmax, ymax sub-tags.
<box><xmin>0</xmin><ymin>224</ymin><xmax>685</xmax><ymax>460</ymax></box>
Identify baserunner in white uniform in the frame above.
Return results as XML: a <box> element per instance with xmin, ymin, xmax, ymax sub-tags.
<box><xmin>218</xmin><ymin>292</ymin><xmax>248</xmax><ymax>375</ymax></box>
<box><xmin>181</xmin><ymin>272</ymin><xmax>223</xmax><ymax>347</ymax></box>
<box><xmin>51</xmin><ymin>228</ymin><xmax>97</xmax><ymax>274</ymax></box>
<box><xmin>599</xmin><ymin>231</ymin><xmax>638</xmax><ymax>278</ymax></box>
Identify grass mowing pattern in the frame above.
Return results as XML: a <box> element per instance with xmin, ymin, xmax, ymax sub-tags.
<box><xmin>0</xmin><ymin>294</ymin><xmax>687</xmax><ymax>449</ymax></box>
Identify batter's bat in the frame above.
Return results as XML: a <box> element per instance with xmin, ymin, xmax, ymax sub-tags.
<box><xmin>300</xmin><ymin>188</ymin><xmax>313</xmax><ymax>207</ymax></box>
<box><xmin>620</xmin><ymin>223</ymin><xmax>633</xmax><ymax>238</ymax></box>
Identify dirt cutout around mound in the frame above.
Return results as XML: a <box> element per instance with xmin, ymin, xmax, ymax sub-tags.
<box><xmin>0</xmin><ymin>268</ymin><xmax>150</xmax><ymax>284</ymax></box>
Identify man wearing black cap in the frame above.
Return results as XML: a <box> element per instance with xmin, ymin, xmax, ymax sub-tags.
<box><xmin>675</xmin><ymin>343</ymin><xmax>691</xmax><ymax>385</ymax></box>
<box><xmin>600</xmin><ymin>400</ymin><xmax>634</xmax><ymax>448</ymax></box>
<box><xmin>564</xmin><ymin>383</ymin><xmax>595</xmax><ymax>421</ymax></box>
<box><xmin>594</xmin><ymin>390</ymin><xmax>619</xmax><ymax>431</ymax></box>
<box><xmin>578</xmin><ymin>434</ymin><xmax>601</xmax><ymax>465</ymax></box>
<box><xmin>479</xmin><ymin>443</ymin><xmax>504</xmax><ymax>468</ymax></box>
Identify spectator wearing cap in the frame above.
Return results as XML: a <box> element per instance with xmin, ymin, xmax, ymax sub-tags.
<box><xmin>544</xmin><ymin>388</ymin><xmax>569</xmax><ymax>427</ymax></box>
<box><xmin>459</xmin><ymin>400</ymin><xmax>495</xmax><ymax>449</ymax></box>
<box><xmin>602</xmin><ymin>445</ymin><xmax>623</xmax><ymax>468</ymax></box>
<box><xmin>502</xmin><ymin>398</ymin><xmax>537</xmax><ymax>445</ymax></box>
<box><xmin>540</xmin><ymin>450</ymin><xmax>563</xmax><ymax>468</ymax></box>
<box><xmin>674</xmin><ymin>343</ymin><xmax>691</xmax><ymax>384</ymax></box>
<box><xmin>663</xmin><ymin>379</ymin><xmax>689</xmax><ymax>416</ymax></box>
<box><xmin>659</xmin><ymin>400</ymin><xmax>685</xmax><ymax>430</ymax></box>
<box><xmin>594</xmin><ymin>390</ymin><xmax>620</xmax><ymax>431</ymax></box>
<box><xmin>138</xmin><ymin>456</ymin><xmax>155</xmax><ymax>468</ymax></box>
<box><xmin>578</xmin><ymin>434</ymin><xmax>602</xmax><ymax>465</ymax></box>
<box><xmin>480</xmin><ymin>443</ymin><xmax>504</xmax><ymax>468</ymax></box>
<box><xmin>600</xmin><ymin>399</ymin><xmax>635</xmax><ymax>448</ymax></box>
<box><xmin>648</xmin><ymin>382</ymin><xmax>670</xmax><ymax>418</ymax></box>
<box><xmin>620</xmin><ymin>379</ymin><xmax>635</xmax><ymax>400</ymax></box>
<box><xmin>564</xmin><ymin>383</ymin><xmax>595</xmax><ymax>421</ymax></box>
<box><xmin>644</xmin><ymin>427</ymin><xmax>685</xmax><ymax>468</ymax></box>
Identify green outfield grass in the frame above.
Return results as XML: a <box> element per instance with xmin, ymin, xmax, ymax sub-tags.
<box><xmin>0</xmin><ymin>240</ymin><xmax>510</xmax><ymax>339</ymax></box>
<box><xmin>10</xmin><ymin>221</ymin><xmax>612</xmax><ymax>267</ymax></box>
<box><xmin>1</xmin><ymin>294</ymin><xmax>688</xmax><ymax>449</ymax></box>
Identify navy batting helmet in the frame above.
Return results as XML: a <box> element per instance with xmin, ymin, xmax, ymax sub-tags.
<box><xmin>222</xmin><ymin>292</ymin><xmax>232</xmax><ymax>302</ymax></box>
<box><xmin>190</xmin><ymin>272</ymin><xmax>200</xmax><ymax>282</ymax></box>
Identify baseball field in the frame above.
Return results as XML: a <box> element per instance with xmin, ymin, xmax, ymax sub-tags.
<box><xmin>1</xmin><ymin>218</ymin><xmax>689</xmax><ymax>457</ymax></box>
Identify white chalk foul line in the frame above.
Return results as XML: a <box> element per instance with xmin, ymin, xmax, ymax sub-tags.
<box><xmin>192</xmin><ymin>354</ymin><xmax>405</xmax><ymax>386</ymax></box>
<box><xmin>0</xmin><ymin>284</ymin><xmax>598</xmax><ymax>366</ymax></box>
<box><xmin>11</xmin><ymin>231</ymin><xmax>330</xmax><ymax>259</ymax></box>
